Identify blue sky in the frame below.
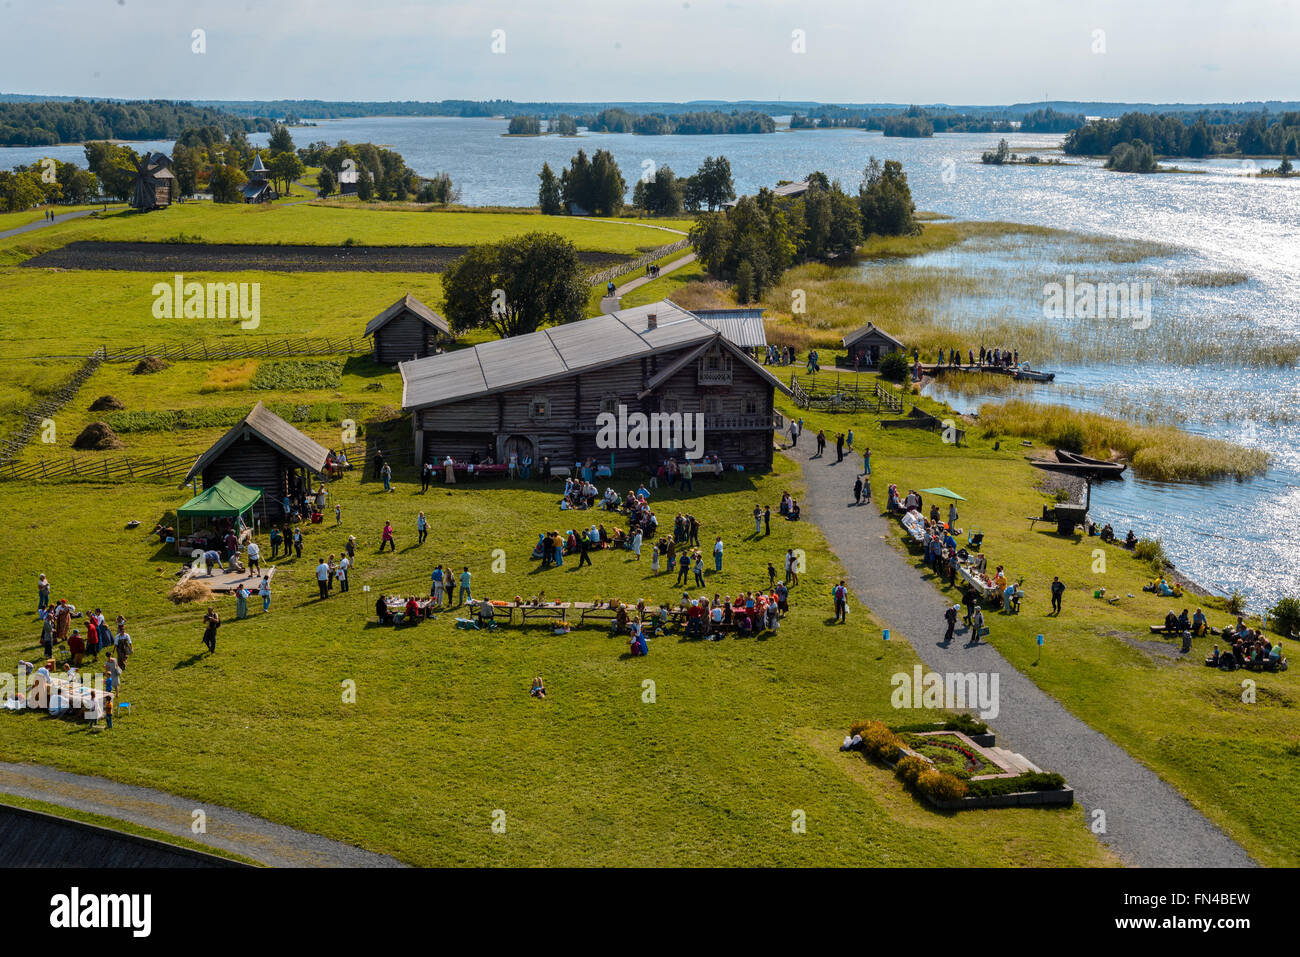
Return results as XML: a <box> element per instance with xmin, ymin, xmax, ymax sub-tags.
<box><xmin>1</xmin><ymin>0</ymin><xmax>1297</xmax><ymax>104</ymax></box>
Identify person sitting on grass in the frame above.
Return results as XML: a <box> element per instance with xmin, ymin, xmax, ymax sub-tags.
<box><xmin>1124</xmin><ymin>529</ymin><xmax>1137</xmax><ymax>548</ymax></box>
<box><xmin>1192</xmin><ymin>608</ymin><xmax>1208</xmax><ymax>636</ymax></box>
<box><xmin>530</xmin><ymin>676</ymin><xmax>546</xmax><ymax>699</ymax></box>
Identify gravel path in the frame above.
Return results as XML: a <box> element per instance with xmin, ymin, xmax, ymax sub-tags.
<box><xmin>0</xmin><ymin>762</ymin><xmax>406</xmax><ymax>867</ymax></box>
<box><xmin>0</xmin><ymin>207</ymin><xmax>115</xmax><ymax>241</ymax></box>
<box><xmin>787</xmin><ymin>441</ymin><xmax>1255</xmax><ymax>867</ymax></box>
<box><xmin>599</xmin><ymin>252</ymin><xmax>698</xmax><ymax>315</ymax></box>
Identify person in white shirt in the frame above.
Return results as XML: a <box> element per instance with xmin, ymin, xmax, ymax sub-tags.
<box><xmin>247</xmin><ymin>540</ymin><xmax>262</xmax><ymax>574</ymax></box>
<box><xmin>336</xmin><ymin>555</ymin><xmax>350</xmax><ymax>593</ymax></box>
<box><xmin>315</xmin><ymin>559</ymin><xmax>330</xmax><ymax>600</ymax></box>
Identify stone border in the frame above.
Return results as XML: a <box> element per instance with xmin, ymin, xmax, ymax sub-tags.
<box><xmin>925</xmin><ymin>787</ymin><xmax>1075</xmax><ymax>811</ymax></box>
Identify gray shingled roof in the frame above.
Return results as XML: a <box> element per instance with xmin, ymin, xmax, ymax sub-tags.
<box><xmin>181</xmin><ymin>401</ymin><xmax>331</xmax><ymax>487</ymax></box>
<box><xmin>364</xmin><ymin>293</ymin><xmax>452</xmax><ymax>338</ymax></box>
<box><xmin>401</xmin><ymin>301</ymin><xmax>790</xmax><ymax>410</ymax></box>
<box><xmin>842</xmin><ymin>321</ymin><xmax>904</xmax><ymax>349</ymax></box>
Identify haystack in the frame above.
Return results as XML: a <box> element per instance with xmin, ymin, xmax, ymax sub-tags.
<box><xmin>132</xmin><ymin>356</ymin><xmax>171</xmax><ymax>374</ymax></box>
<box><xmin>169</xmin><ymin>578</ymin><xmax>213</xmax><ymax>604</ymax></box>
<box><xmin>89</xmin><ymin>394</ymin><xmax>125</xmax><ymax>411</ymax></box>
<box><xmin>72</xmin><ymin>421</ymin><xmax>125</xmax><ymax>451</ymax></box>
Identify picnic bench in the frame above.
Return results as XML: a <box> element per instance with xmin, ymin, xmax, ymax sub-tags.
<box><xmin>385</xmin><ymin>596</ymin><xmax>435</xmax><ymax>623</ymax></box>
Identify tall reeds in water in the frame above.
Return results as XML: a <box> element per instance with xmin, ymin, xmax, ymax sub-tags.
<box><xmin>976</xmin><ymin>400</ymin><xmax>1269</xmax><ymax>482</ymax></box>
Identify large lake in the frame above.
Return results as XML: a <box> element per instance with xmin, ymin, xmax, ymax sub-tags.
<box><xmin>4</xmin><ymin>116</ymin><xmax>1299</xmax><ymax>608</ymax></box>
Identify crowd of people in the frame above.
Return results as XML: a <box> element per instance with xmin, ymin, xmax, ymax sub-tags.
<box><xmin>1204</xmin><ymin>617</ymin><xmax>1288</xmax><ymax>672</ymax></box>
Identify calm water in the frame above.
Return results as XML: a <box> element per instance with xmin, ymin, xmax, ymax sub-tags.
<box><xmin>4</xmin><ymin>117</ymin><xmax>1298</xmax><ymax>607</ymax></box>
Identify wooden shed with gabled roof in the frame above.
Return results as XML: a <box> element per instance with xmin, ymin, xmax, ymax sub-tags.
<box><xmin>180</xmin><ymin>402</ymin><xmax>331</xmax><ymax>521</ymax></box>
<box><xmin>840</xmin><ymin>321</ymin><xmax>904</xmax><ymax>369</ymax></box>
<box><xmin>365</xmin><ymin>294</ymin><xmax>453</xmax><ymax>365</ymax></box>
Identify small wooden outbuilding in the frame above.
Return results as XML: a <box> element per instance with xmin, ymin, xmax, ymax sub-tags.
<box><xmin>840</xmin><ymin>321</ymin><xmax>904</xmax><ymax>369</ymax></box>
<box><xmin>180</xmin><ymin>402</ymin><xmax>330</xmax><ymax>521</ymax></box>
<box><xmin>365</xmin><ymin>294</ymin><xmax>452</xmax><ymax>364</ymax></box>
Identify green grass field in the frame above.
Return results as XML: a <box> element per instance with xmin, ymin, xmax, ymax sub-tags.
<box><xmin>0</xmin><ymin>456</ymin><xmax>1112</xmax><ymax>866</ymax></box>
<box><xmin>779</xmin><ymin>378</ymin><xmax>1300</xmax><ymax>866</ymax></box>
<box><xmin>4</xmin><ymin>197</ymin><xmax>1280</xmax><ymax>867</ymax></box>
<box><xmin>0</xmin><ymin>202</ymin><xmax>690</xmax><ymax>266</ymax></box>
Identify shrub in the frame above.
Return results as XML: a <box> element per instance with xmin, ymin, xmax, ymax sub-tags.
<box><xmin>849</xmin><ymin>720</ymin><xmax>902</xmax><ymax>762</ymax></box>
<box><xmin>915</xmin><ymin>769</ymin><xmax>968</xmax><ymax>802</ymax></box>
<box><xmin>1050</xmin><ymin>420</ymin><xmax>1087</xmax><ymax>454</ymax></box>
<box><xmin>878</xmin><ymin>350</ymin><xmax>910</xmax><ymax>383</ymax></box>
<box><xmin>945</xmin><ymin>713</ymin><xmax>989</xmax><ymax>736</ymax></box>
<box><xmin>1226</xmin><ymin>591</ymin><xmax>1247</xmax><ymax>616</ymax></box>
<box><xmin>965</xmin><ymin>772</ymin><xmax>1066</xmax><ymax>799</ymax></box>
<box><xmin>1133</xmin><ymin>537</ymin><xmax>1168</xmax><ymax>573</ymax></box>
<box><xmin>1268</xmin><ymin>596</ymin><xmax>1300</xmax><ymax>636</ymax></box>
<box><xmin>894</xmin><ymin>755</ymin><xmax>929</xmax><ymax>786</ymax></box>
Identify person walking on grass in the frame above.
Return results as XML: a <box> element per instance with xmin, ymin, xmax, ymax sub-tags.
<box><xmin>1050</xmin><ymin>576</ymin><xmax>1065</xmax><ymax>615</ymax></box>
<box><xmin>202</xmin><ymin>607</ymin><xmax>220</xmax><ymax>654</ymax></box>
<box><xmin>293</xmin><ymin>527</ymin><xmax>303</xmax><ymax>559</ymax></box>
<box><xmin>381</xmin><ymin>521</ymin><xmax>396</xmax><ymax>553</ymax></box>
<box><xmin>114</xmin><ymin>623</ymin><xmax>132</xmax><ymax>671</ymax></box>
<box><xmin>337</xmin><ymin>555</ymin><xmax>350</xmax><ymax>593</ymax></box>
<box><xmin>753</xmin><ymin>505</ymin><xmax>762</xmax><ymax>536</ymax></box>
<box><xmin>676</xmin><ymin>551</ymin><xmax>691</xmax><ymax>587</ymax></box>
<box><xmin>315</xmin><ymin>558</ymin><xmax>330</xmax><ymax>600</ymax></box>
<box><xmin>417</xmin><ymin>511</ymin><xmax>428</xmax><ymax>545</ymax></box>
<box><xmin>381</xmin><ymin>462</ymin><xmax>393</xmax><ymax>493</ymax></box>
<box><xmin>763</xmin><ymin>505</ymin><xmax>771</xmax><ymax>536</ymax></box>
<box><xmin>259</xmin><ymin>575</ymin><xmax>271</xmax><ymax>612</ymax></box>
<box><xmin>269</xmin><ymin>526</ymin><xmax>282</xmax><ymax>559</ymax></box>
<box><xmin>235</xmin><ymin>584</ymin><xmax>249</xmax><ymax>620</ymax></box>
<box><xmin>832</xmin><ymin>580</ymin><xmax>848</xmax><ymax>623</ymax></box>
<box><xmin>335</xmin><ymin>503</ymin><xmax>342</xmax><ymax>526</ymax></box>
<box><xmin>713</xmin><ymin>536</ymin><xmax>724</xmax><ymax>573</ymax></box>
<box><xmin>458</xmin><ymin>567</ymin><xmax>472</xmax><ymax>606</ymax></box>
<box><xmin>693</xmin><ymin>552</ymin><xmax>706</xmax><ymax>588</ymax></box>
<box><xmin>346</xmin><ymin>534</ymin><xmax>356</xmax><ymax>567</ymax></box>
<box><xmin>943</xmin><ymin>603</ymin><xmax>958</xmax><ymax>644</ymax></box>
<box><xmin>38</xmin><ymin>573</ymin><xmax>49</xmax><ymax>613</ymax></box>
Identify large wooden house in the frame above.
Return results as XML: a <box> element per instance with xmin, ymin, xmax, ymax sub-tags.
<box><xmin>400</xmin><ymin>302</ymin><xmax>791</xmax><ymax>473</ymax></box>
<box><xmin>365</xmin><ymin>294</ymin><xmax>452</xmax><ymax>364</ymax></box>
<box><xmin>129</xmin><ymin>153</ymin><xmax>174</xmax><ymax>211</ymax></box>
<box><xmin>181</xmin><ymin>402</ymin><xmax>330</xmax><ymax>521</ymax></box>
<box><xmin>840</xmin><ymin>321</ymin><xmax>904</xmax><ymax>369</ymax></box>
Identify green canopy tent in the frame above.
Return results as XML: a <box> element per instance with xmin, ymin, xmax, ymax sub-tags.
<box><xmin>919</xmin><ymin>487</ymin><xmax>966</xmax><ymax>501</ymax></box>
<box><xmin>176</xmin><ymin>476</ymin><xmax>262</xmax><ymax>554</ymax></box>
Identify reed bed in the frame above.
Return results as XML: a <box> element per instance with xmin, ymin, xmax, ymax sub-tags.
<box><xmin>763</xmin><ymin>258</ymin><xmax>1300</xmax><ymax>368</ymax></box>
<box><xmin>976</xmin><ymin>399</ymin><xmax>1269</xmax><ymax>481</ymax></box>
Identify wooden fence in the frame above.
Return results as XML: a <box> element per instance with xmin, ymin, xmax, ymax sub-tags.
<box><xmin>0</xmin><ymin>451</ymin><xmax>195</xmax><ymax>483</ymax></box>
<box><xmin>588</xmin><ymin>238</ymin><xmax>692</xmax><ymax>288</ymax></box>
<box><xmin>0</xmin><ymin>349</ymin><xmax>104</xmax><ymax>464</ymax></box>
<box><xmin>787</xmin><ymin>373</ymin><xmax>904</xmax><ymax>415</ymax></box>
<box><xmin>100</xmin><ymin>336</ymin><xmax>368</xmax><ymax>363</ymax></box>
